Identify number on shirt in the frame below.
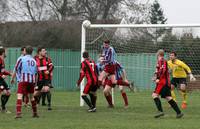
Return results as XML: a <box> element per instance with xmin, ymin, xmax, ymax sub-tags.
<box><xmin>27</xmin><ymin>60</ymin><xmax>35</xmax><ymax>66</ymax></box>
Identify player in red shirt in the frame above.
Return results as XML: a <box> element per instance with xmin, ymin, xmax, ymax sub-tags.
<box><xmin>152</xmin><ymin>49</ymin><xmax>183</xmax><ymax>118</ymax></box>
<box><xmin>0</xmin><ymin>47</ymin><xmax>12</xmax><ymax>113</ymax></box>
<box><xmin>34</xmin><ymin>47</ymin><xmax>54</xmax><ymax>110</ymax></box>
<box><xmin>77</xmin><ymin>51</ymin><xmax>98</xmax><ymax>112</ymax></box>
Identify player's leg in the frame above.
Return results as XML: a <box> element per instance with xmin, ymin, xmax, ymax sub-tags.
<box><xmin>152</xmin><ymin>92</ymin><xmax>164</xmax><ymax>118</ymax></box>
<box><xmin>180</xmin><ymin>82</ymin><xmax>187</xmax><ymax>109</ymax></box>
<box><xmin>82</xmin><ymin>81</ymin><xmax>95</xmax><ymax>111</ymax></box>
<box><xmin>98</xmin><ymin>71</ymin><xmax>109</xmax><ymax>85</ymax></box>
<box><xmin>119</xmin><ymin>86</ymin><xmax>128</xmax><ymax>108</ymax></box>
<box><xmin>110</xmin><ymin>75</ymin><xmax>133</xmax><ymax>91</ymax></box>
<box><xmin>103</xmin><ymin>80</ymin><xmax>113</xmax><ymax>108</ymax></box>
<box><xmin>170</xmin><ymin>78</ymin><xmax>177</xmax><ymax>102</ymax></box>
<box><xmin>15</xmin><ymin>82</ymin><xmax>26</xmax><ymax>118</ymax></box>
<box><xmin>42</xmin><ymin>85</ymin><xmax>51</xmax><ymax>110</ymax></box>
<box><xmin>34</xmin><ymin>81</ymin><xmax>43</xmax><ymax>104</ymax></box>
<box><xmin>89</xmin><ymin>84</ymin><xmax>98</xmax><ymax>109</ymax></box>
<box><xmin>41</xmin><ymin>92</ymin><xmax>47</xmax><ymax>106</ymax></box>
<box><xmin>30</xmin><ymin>83</ymin><xmax>39</xmax><ymax>118</ymax></box>
<box><xmin>165</xmin><ymin>96</ymin><xmax>183</xmax><ymax>118</ymax></box>
<box><xmin>1</xmin><ymin>80</ymin><xmax>11</xmax><ymax>113</ymax></box>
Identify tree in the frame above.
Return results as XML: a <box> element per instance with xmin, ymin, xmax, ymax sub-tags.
<box><xmin>149</xmin><ymin>0</ymin><xmax>167</xmax><ymax>43</ymax></box>
<box><xmin>0</xmin><ymin>0</ymin><xmax>9</xmax><ymax>22</ymax></box>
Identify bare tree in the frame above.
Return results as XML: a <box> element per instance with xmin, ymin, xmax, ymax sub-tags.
<box><xmin>8</xmin><ymin>0</ymin><xmax>52</xmax><ymax>22</ymax></box>
<box><xmin>0</xmin><ymin>0</ymin><xmax>9</xmax><ymax>22</ymax></box>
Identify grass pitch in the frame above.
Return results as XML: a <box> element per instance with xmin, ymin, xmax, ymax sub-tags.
<box><xmin>0</xmin><ymin>90</ymin><xmax>200</xmax><ymax>129</ymax></box>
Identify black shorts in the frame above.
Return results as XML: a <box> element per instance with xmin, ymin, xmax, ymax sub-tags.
<box><xmin>0</xmin><ymin>77</ymin><xmax>9</xmax><ymax>91</ymax></box>
<box><xmin>171</xmin><ymin>78</ymin><xmax>187</xmax><ymax>87</ymax></box>
<box><xmin>36</xmin><ymin>80</ymin><xmax>51</xmax><ymax>91</ymax></box>
<box><xmin>160</xmin><ymin>86</ymin><xmax>171</xmax><ymax>98</ymax></box>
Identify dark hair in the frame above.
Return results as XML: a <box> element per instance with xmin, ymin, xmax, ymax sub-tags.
<box><xmin>37</xmin><ymin>46</ymin><xmax>45</xmax><ymax>54</ymax></box>
<box><xmin>26</xmin><ymin>46</ymin><xmax>33</xmax><ymax>55</ymax></box>
<box><xmin>21</xmin><ymin>47</ymin><xmax>26</xmax><ymax>52</ymax></box>
<box><xmin>0</xmin><ymin>47</ymin><xmax>5</xmax><ymax>55</ymax></box>
<box><xmin>170</xmin><ymin>51</ymin><xmax>177</xmax><ymax>57</ymax></box>
<box><xmin>104</xmin><ymin>40</ymin><xmax>110</xmax><ymax>44</ymax></box>
<box><xmin>83</xmin><ymin>51</ymin><xmax>89</xmax><ymax>58</ymax></box>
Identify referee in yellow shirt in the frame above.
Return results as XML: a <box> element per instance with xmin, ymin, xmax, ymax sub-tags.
<box><xmin>168</xmin><ymin>52</ymin><xmax>196</xmax><ymax>109</ymax></box>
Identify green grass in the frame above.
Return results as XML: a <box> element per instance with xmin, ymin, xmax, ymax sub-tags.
<box><xmin>1</xmin><ymin>90</ymin><xmax>200</xmax><ymax>129</ymax></box>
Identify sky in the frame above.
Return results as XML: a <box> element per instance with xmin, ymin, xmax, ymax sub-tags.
<box><xmin>158</xmin><ymin>0</ymin><xmax>200</xmax><ymax>24</ymax></box>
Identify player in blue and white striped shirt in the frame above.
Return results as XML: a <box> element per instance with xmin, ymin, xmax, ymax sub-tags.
<box><xmin>13</xmin><ymin>46</ymin><xmax>39</xmax><ymax>118</ymax></box>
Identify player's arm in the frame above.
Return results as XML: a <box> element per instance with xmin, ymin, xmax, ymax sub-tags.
<box><xmin>48</xmin><ymin>57</ymin><xmax>54</xmax><ymax>72</ymax></box>
<box><xmin>77</xmin><ymin>63</ymin><xmax>85</xmax><ymax>87</ymax></box>
<box><xmin>179</xmin><ymin>61</ymin><xmax>196</xmax><ymax>81</ymax></box>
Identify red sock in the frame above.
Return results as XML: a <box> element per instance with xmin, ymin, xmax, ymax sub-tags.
<box><xmin>16</xmin><ymin>99</ymin><xmax>22</xmax><ymax>115</ymax></box>
<box><xmin>117</xmin><ymin>80</ymin><xmax>129</xmax><ymax>86</ymax></box>
<box><xmin>31</xmin><ymin>100</ymin><xmax>37</xmax><ymax>115</ymax></box>
<box><xmin>105</xmin><ymin>93</ymin><xmax>113</xmax><ymax>106</ymax></box>
<box><xmin>121</xmin><ymin>92</ymin><xmax>128</xmax><ymax>106</ymax></box>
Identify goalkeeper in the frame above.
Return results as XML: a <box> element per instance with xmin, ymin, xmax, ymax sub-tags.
<box><xmin>168</xmin><ymin>51</ymin><xmax>196</xmax><ymax>109</ymax></box>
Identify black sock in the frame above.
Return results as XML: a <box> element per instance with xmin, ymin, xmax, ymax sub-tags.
<box><xmin>1</xmin><ymin>95</ymin><xmax>10</xmax><ymax>110</ymax></box>
<box><xmin>46</xmin><ymin>92</ymin><xmax>51</xmax><ymax>107</ymax></box>
<box><xmin>42</xmin><ymin>92</ymin><xmax>46</xmax><ymax>105</ymax></box>
<box><xmin>82</xmin><ymin>96</ymin><xmax>93</xmax><ymax>108</ymax></box>
<box><xmin>168</xmin><ymin>99</ymin><xmax>181</xmax><ymax>114</ymax></box>
<box><xmin>89</xmin><ymin>93</ymin><xmax>97</xmax><ymax>108</ymax></box>
<box><xmin>153</xmin><ymin>98</ymin><xmax>163</xmax><ymax>112</ymax></box>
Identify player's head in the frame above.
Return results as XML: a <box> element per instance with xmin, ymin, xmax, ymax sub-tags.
<box><xmin>0</xmin><ymin>47</ymin><xmax>6</xmax><ymax>58</ymax></box>
<box><xmin>156</xmin><ymin>49</ymin><xmax>164</xmax><ymax>59</ymax></box>
<box><xmin>83</xmin><ymin>51</ymin><xmax>89</xmax><ymax>59</ymax></box>
<box><xmin>37</xmin><ymin>47</ymin><xmax>47</xmax><ymax>57</ymax></box>
<box><xmin>170</xmin><ymin>51</ymin><xmax>177</xmax><ymax>61</ymax></box>
<box><xmin>26</xmin><ymin>46</ymin><xmax>33</xmax><ymax>55</ymax></box>
<box><xmin>21</xmin><ymin>46</ymin><xmax>26</xmax><ymax>55</ymax></box>
<box><xmin>98</xmin><ymin>56</ymin><xmax>104</xmax><ymax>64</ymax></box>
<box><xmin>103</xmin><ymin>40</ymin><xmax>110</xmax><ymax>48</ymax></box>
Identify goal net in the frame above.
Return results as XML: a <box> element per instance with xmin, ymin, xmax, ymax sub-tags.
<box><xmin>80</xmin><ymin>21</ymin><xmax>200</xmax><ymax>106</ymax></box>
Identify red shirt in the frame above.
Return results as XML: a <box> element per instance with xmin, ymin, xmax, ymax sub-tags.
<box><xmin>35</xmin><ymin>56</ymin><xmax>54</xmax><ymax>81</ymax></box>
<box><xmin>0</xmin><ymin>57</ymin><xmax>11</xmax><ymax>77</ymax></box>
<box><xmin>77</xmin><ymin>58</ymin><xmax>98</xmax><ymax>85</ymax></box>
<box><xmin>155</xmin><ymin>57</ymin><xmax>170</xmax><ymax>87</ymax></box>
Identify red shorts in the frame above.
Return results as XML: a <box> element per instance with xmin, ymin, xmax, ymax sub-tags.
<box><xmin>17</xmin><ymin>82</ymin><xmax>35</xmax><ymax>94</ymax></box>
<box><xmin>103</xmin><ymin>78</ymin><xmax>115</xmax><ymax>88</ymax></box>
<box><xmin>154</xmin><ymin>84</ymin><xmax>171</xmax><ymax>98</ymax></box>
<box><xmin>104</xmin><ymin>64</ymin><xmax>116</xmax><ymax>75</ymax></box>
<box><xmin>83</xmin><ymin>81</ymin><xmax>97</xmax><ymax>94</ymax></box>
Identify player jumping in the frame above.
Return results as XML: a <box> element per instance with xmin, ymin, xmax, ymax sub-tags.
<box><xmin>152</xmin><ymin>49</ymin><xmax>183</xmax><ymax>118</ymax></box>
<box><xmin>98</xmin><ymin>40</ymin><xmax>133</xmax><ymax>92</ymax></box>
<box><xmin>77</xmin><ymin>51</ymin><xmax>98</xmax><ymax>112</ymax></box>
<box><xmin>168</xmin><ymin>51</ymin><xmax>196</xmax><ymax>109</ymax></box>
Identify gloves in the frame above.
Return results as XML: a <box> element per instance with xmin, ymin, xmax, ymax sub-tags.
<box><xmin>189</xmin><ymin>73</ymin><xmax>196</xmax><ymax>81</ymax></box>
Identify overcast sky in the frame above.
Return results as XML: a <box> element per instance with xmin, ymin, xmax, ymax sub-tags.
<box><xmin>158</xmin><ymin>0</ymin><xmax>200</xmax><ymax>24</ymax></box>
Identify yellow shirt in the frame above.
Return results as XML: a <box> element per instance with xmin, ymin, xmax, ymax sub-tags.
<box><xmin>168</xmin><ymin>59</ymin><xmax>191</xmax><ymax>78</ymax></box>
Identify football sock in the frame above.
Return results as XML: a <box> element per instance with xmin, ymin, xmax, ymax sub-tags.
<box><xmin>42</xmin><ymin>92</ymin><xmax>46</xmax><ymax>105</ymax></box>
<box><xmin>168</xmin><ymin>99</ymin><xmax>181</xmax><ymax>114</ymax></box>
<box><xmin>46</xmin><ymin>92</ymin><xmax>51</xmax><ymax>106</ymax></box>
<box><xmin>171</xmin><ymin>90</ymin><xmax>177</xmax><ymax>102</ymax></box>
<box><xmin>1</xmin><ymin>95</ymin><xmax>10</xmax><ymax>110</ymax></box>
<box><xmin>153</xmin><ymin>98</ymin><xmax>163</xmax><ymax>112</ymax></box>
<box><xmin>121</xmin><ymin>92</ymin><xmax>128</xmax><ymax>106</ymax></box>
<box><xmin>181</xmin><ymin>90</ymin><xmax>187</xmax><ymax>103</ymax></box>
<box><xmin>117</xmin><ymin>80</ymin><xmax>129</xmax><ymax>86</ymax></box>
<box><xmin>89</xmin><ymin>93</ymin><xmax>97</xmax><ymax>108</ymax></box>
<box><xmin>16</xmin><ymin>99</ymin><xmax>22</xmax><ymax>115</ymax></box>
<box><xmin>82</xmin><ymin>96</ymin><xmax>93</xmax><ymax>108</ymax></box>
<box><xmin>31</xmin><ymin>100</ymin><xmax>37</xmax><ymax>115</ymax></box>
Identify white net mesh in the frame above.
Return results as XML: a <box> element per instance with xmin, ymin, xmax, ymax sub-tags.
<box><xmin>85</xmin><ymin>26</ymin><xmax>200</xmax><ymax>90</ymax></box>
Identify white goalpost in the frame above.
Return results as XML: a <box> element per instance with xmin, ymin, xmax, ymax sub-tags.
<box><xmin>80</xmin><ymin>20</ymin><xmax>200</xmax><ymax>106</ymax></box>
